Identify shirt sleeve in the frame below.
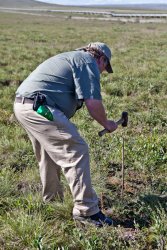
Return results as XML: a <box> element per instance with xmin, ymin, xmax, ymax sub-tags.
<box><xmin>73</xmin><ymin>62</ymin><xmax>102</xmax><ymax>100</ymax></box>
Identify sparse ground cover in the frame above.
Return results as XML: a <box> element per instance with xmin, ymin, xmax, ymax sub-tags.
<box><xmin>0</xmin><ymin>12</ymin><xmax>167</xmax><ymax>249</ymax></box>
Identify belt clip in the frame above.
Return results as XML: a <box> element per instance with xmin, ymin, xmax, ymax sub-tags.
<box><xmin>22</xmin><ymin>97</ymin><xmax>25</xmax><ymax>104</ymax></box>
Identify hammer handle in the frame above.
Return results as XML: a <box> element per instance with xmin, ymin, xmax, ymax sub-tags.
<box><xmin>98</xmin><ymin>118</ymin><xmax>123</xmax><ymax>137</ymax></box>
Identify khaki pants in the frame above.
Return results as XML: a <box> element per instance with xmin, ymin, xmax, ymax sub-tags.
<box><xmin>14</xmin><ymin>102</ymin><xmax>99</xmax><ymax>216</ymax></box>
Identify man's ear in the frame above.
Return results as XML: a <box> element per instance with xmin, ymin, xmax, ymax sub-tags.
<box><xmin>98</xmin><ymin>56</ymin><xmax>103</xmax><ymax>64</ymax></box>
<box><xmin>96</xmin><ymin>57</ymin><xmax>101</xmax><ymax>66</ymax></box>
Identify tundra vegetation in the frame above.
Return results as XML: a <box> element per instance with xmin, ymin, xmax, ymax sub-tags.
<box><xmin>0</xmin><ymin>11</ymin><xmax>167</xmax><ymax>250</ymax></box>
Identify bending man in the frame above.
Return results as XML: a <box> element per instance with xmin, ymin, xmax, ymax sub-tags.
<box><xmin>14</xmin><ymin>42</ymin><xmax>117</xmax><ymax>227</ymax></box>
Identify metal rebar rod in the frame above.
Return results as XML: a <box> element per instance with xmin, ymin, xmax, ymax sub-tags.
<box><xmin>121</xmin><ymin>137</ymin><xmax>125</xmax><ymax>198</ymax></box>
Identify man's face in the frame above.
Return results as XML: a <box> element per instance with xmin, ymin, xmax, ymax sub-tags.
<box><xmin>97</xmin><ymin>56</ymin><xmax>108</xmax><ymax>74</ymax></box>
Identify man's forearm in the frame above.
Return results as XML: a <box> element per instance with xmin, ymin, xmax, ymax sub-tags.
<box><xmin>85</xmin><ymin>99</ymin><xmax>118</xmax><ymax>133</ymax></box>
<box><xmin>85</xmin><ymin>99</ymin><xmax>108</xmax><ymax>128</ymax></box>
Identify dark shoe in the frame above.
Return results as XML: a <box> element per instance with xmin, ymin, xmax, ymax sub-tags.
<box><xmin>73</xmin><ymin>210</ymin><xmax>113</xmax><ymax>227</ymax></box>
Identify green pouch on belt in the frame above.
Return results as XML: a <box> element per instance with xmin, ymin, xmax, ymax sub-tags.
<box><xmin>37</xmin><ymin>105</ymin><xmax>53</xmax><ymax>121</ymax></box>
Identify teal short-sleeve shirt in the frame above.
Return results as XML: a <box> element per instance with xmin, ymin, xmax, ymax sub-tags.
<box><xmin>16</xmin><ymin>50</ymin><xmax>102</xmax><ymax>119</ymax></box>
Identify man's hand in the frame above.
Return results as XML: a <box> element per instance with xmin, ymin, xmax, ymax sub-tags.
<box><xmin>104</xmin><ymin>120</ymin><xmax>118</xmax><ymax>133</ymax></box>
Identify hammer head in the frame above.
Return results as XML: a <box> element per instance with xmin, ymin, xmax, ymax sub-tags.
<box><xmin>121</xmin><ymin>111</ymin><xmax>128</xmax><ymax>127</ymax></box>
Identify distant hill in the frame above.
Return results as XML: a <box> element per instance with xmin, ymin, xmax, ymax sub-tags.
<box><xmin>0</xmin><ymin>0</ymin><xmax>59</xmax><ymax>8</ymax></box>
<box><xmin>72</xmin><ymin>3</ymin><xmax>167</xmax><ymax>11</ymax></box>
<box><xmin>0</xmin><ymin>0</ymin><xmax>167</xmax><ymax>12</ymax></box>
<box><xmin>105</xmin><ymin>4</ymin><xmax>167</xmax><ymax>11</ymax></box>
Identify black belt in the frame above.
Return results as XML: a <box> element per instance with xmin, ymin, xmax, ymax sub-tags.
<box><xmin>15</xmin><ymin>97</ymin><xmax>34</xmax><ymax>104</ymax></box>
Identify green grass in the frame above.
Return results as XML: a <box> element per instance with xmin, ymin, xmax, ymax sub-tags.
<box><xmin>0</xmin><ymin>12</ymin><xmax>167</xmax><ymax>249</ymax></box>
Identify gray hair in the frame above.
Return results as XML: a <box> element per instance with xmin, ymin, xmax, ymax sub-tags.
<box><xmin>78</xmin><ymin>46</ymin><xmax>106</xmax><ymax>60</ymax></box>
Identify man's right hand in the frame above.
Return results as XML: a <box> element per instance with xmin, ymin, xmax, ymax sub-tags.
<box><xmin>104</xmin><ymin>120</ymin><xmax>118</xmax><ymax>133</ymax></box>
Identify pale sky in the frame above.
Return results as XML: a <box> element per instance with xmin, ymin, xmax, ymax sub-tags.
<box><xmin>36</xmin><ymin>0</ymin><xmax>167</xmax><ymax>5</ymax></box>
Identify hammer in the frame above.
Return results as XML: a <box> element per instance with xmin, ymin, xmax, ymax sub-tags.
<box><xmin>98</xmin><ymin>111</ymin><xmax>128</xmax><ymax>137</ymax></box>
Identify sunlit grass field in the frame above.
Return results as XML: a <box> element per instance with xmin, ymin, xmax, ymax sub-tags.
<box><xmin>0</xmin><ymin>12</ymin><xmax>167</xmax><ymax>249</ymax></box>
